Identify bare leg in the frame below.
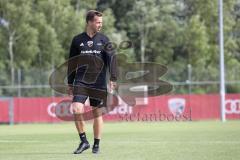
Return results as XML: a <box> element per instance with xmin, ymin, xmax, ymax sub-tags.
<box><xmin>72</xmin><ymin>102</ymin><xmax>85</xmax><ymax>133</ymax></box>
<box><xmin>72</xmin><ymin>102</ymin><xmax>91</xmax><ymax>154</ymax></box>
<box><xmin>92</xmin><ymin>108</ymin><xmax>103</xmax><ymax>139</ymax></box>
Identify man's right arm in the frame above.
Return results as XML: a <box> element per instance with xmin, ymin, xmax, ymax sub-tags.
<box><xmin>67</xmin><ymin>36</ymin><xmax>78</xmax><ymax>88</ymax></box>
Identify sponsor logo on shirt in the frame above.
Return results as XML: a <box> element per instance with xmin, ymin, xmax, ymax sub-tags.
<box><xmin>81</xmin><ymin>50</ymin><xmax>101</xmax><ymax>54</ymax></box>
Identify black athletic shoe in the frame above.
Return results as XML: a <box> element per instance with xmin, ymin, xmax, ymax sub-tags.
<box><xmin>92</xmin><ymin>145</ymin><xmax>100</xmax><ymax>154</ymax></box>
<box><xmin>73</xmin><ymin>142</ymin><xmax>90</xmax><ymax>154</ymax></box>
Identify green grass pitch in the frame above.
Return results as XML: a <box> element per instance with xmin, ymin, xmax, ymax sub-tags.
<box><xmin>0</xmin><ymin>121</ymin><xmax>240</xmax><ymax>160</ymax></box>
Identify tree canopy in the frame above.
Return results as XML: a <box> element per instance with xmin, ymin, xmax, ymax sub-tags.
<box><xmin>0</xmin><ymin>0</ymin><xmax>240</xmax><ymax>96</ymax></box>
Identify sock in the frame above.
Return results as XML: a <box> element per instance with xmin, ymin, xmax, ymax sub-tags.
<box><xmin>93</xmin><ymin>138</ymin><xmax>100</xmax><ymax>148</ymax></box>
<box><xmin>79</xmin><ymin>132</ymin><xmax>88</xmax><ymax>143</ymax></box>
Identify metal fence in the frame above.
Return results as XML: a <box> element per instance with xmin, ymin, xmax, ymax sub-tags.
<box><xmin>0</xmin><ymin>66</ymin><xmax>240</xmax><ymax>97</ymax></box>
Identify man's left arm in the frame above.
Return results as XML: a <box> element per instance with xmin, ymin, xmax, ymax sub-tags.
<box><xmin>104</xmin><ymin>38</ymin><xmax>118</xmax><ymax>91</ymax></box>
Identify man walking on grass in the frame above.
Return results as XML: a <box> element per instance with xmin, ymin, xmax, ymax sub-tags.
<box><xmin>67</xmin><ymin>10</ymin><xmax>117</xmax><ymax>154</ymax></box>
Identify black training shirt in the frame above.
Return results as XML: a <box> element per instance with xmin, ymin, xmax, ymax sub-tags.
<box><xmin>67</xmin><ymin>32</ymin><xmax>117</xmax><ymax>89</ymax></box>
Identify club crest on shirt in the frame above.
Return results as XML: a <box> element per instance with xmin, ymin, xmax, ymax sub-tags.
<box><xmin>87</xmin><ymin>41</ymin><xmax>93</xmax><ymax>47</ymax></box>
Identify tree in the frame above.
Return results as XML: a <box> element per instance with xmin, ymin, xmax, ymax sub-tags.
<box><xmin>0</xmin><ymin>0</ymin><xmax>39</xmax><ymax>85</ymax></box>
<box><xmin>36</xmin><ymin>0</ymin><xmax>85</xmax><ymax>64</ymax></box>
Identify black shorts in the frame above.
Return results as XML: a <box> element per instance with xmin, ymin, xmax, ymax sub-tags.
<box><xmin>72</xmin><ymin>84</ymin><xmax>107</xmax><ymax>107</ymax></box>
<box><xmin>73</xmin><ymin>95</ymin><xmax>103</xmax><ymax>107</ymax></box>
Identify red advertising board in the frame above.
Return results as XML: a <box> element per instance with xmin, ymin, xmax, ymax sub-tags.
<box><xmin>0</xmin><ymin>100</ymin><xmax>9</xmax><ymax>123</ymax></box>
<box><xmin>0</xmin><ymin>94</ymin><xmax>239</xmax><ymax>123</ymax></box>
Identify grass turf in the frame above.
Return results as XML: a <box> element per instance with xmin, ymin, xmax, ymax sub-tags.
<box><xmin>0</xmin><ymin>121</ymin><xmax>240</xmax><ymax>160</ymax></box>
